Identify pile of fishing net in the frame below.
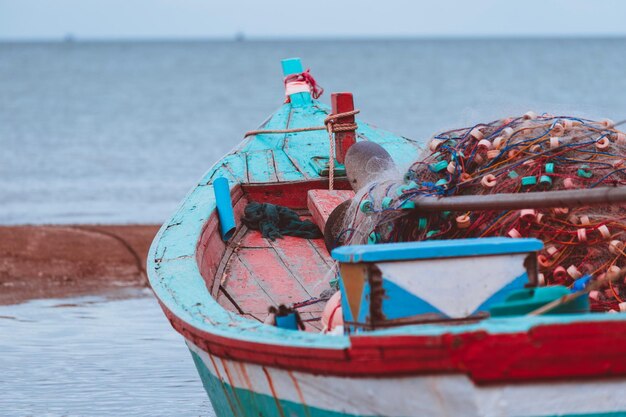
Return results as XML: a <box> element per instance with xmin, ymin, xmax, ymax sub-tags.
<box><xmin>341</xmin><ymin>112</ymin><xmax>626</xmax><ymax>312</ymax></box>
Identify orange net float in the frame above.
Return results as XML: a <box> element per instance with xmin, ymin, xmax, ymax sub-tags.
<box><xmin>477</xmin><ymin>139</ymin><xmax>492</xmax><ymax>149</ymax></box>
<box><xmin>523</xmin><ymin>111</ymin><xmax>538</xmax><ymax>120</ymax></box>
<box><xmin>551</xmin><ymin>123</ymin><xmax>565</xmax><ymax>136</ymax></box>
<box><xmin>481</xmin><ymin>174</ymin><xmax>497</xmax><ymax>188</ymax></box>
<box><xmin>456</xmin><ymin>214</ymin><xmax>471</xmax><ymax>229</ymax></box>
<box><xmin>614</xmin><ymin>132</ymin><xmax>626</xmax><ymax>145</ymax></box>
<box><xmin>567</xmin><ymin>265</ymin><xmax>583</xmax><ymax>279</ymax></box>
<box><xmin>538</xmin><ymin>254</ymin><xmax>552</xmax><ymax>268</ymax></box>
<box><xmin>470</xmin><ymin>127</ymin><xmax>484</xmax><ymax>140</ymax></box>
<box><xmin>609</xmin><ymin>240</ymin><xmax>624</xmax><ymax>255</ymax></box>
<box><xmin>546</xmin><ymin>246</ymin><xmax>559</xmax><ymax>257</ymax></box>
<box><xmin>596</xmin><ymin>137</ymin><xmax>610</xmax><ymax>150</ymax></box>
<box><xmin>597</xmin><ymin>225</ymin><xmax>611</xmax><ymax>239</ymax></box>
<box><xmin>493</xmin><ymin>136</ymin><xmax>506</xmax><ymax>149</ymax></box>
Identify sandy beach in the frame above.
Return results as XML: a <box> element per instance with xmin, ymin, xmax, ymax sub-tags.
<box><xmin>0</xmin><ymin>225</ymin><xmax>159</xmax><ymax>305</ymax></box>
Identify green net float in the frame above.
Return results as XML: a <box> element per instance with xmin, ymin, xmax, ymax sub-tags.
<box><xmin>429</xmin><ymin>160</ymin><xmax>448</xmax><ymax>173</ymax></box>
<box><xmin>396</xmin><ymin>185</ymin><xmax>409</xmax><ymax>196</ymax></box>
<box><xmin>521</xmin><ymin>176</ymin><xmax>537</xmax><ymax>186</ymax></box>
<box><xmin>577</xmin><ymin>165</ymin><xmax>593</xmax><ymax>178</ymax></box>
<box><xmin>367</xmin><ymin>231</ymin><xmax>380</xmax><ymax>245</ymax></box>
<box><xmin>400</xmin><ymin>200</ymin><xmax>416</xmax><ymax>210</ymax></box>
<box><xmin>381</xmin><ymin>196</ymin><xmax>393</xmax><ymax>209</ymax></box>
<box><xmin>435</xmin><ymin>179</ymin><xmax>448</xmax><ymax>187</ymax></box>
<box><xmin>545</xmin><ymin>162</ymin><xmax>555</xmax><ymax>174</ymax></box>
<box><xmin>359</xmin><ymin>199</ymin><xmax>374</xmax><ymax>213</ymax></box>
<box><xmin>426</xmin><ymin>230</ymin><xmax>440</xmax><ymax>238</ymax></box>
<box><xmin>508</xmin><ymin>171</ymin><xmax>519</xmax><ymax>179</ymax></box>
<box><xmin>539</xmin><ymin>175</ymin><xmax>552</xmax><ymax>187</ymax></box>
<box><xmin>418</xmin><ymin>218</ymin><xmax>428</xmax><ymax>230</ymax></box>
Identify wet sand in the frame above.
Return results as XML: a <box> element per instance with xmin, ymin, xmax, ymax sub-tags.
<box><xmin>0</xmin><ymin>225</ymin><xmax>159</xmax><ymax>305</ymax></box>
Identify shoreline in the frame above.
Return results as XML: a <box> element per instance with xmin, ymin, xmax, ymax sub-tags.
<box><xmin>0</xmin><ymin>224</ymin><xmax>159</xmax><ymax>305</ymax></box>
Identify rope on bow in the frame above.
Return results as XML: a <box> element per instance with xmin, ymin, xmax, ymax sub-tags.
<box><xmin>243</xmin><ymin>109</ymin><xmax>360</xmax><ymax>190</ymax></box>
<box><xmin>324</xmin><ymin>110</ymin><xmax>359</xmax><ymax>190</ymax></box>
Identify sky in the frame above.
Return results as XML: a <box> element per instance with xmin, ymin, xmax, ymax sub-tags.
<box><xmin>1</xmin><ymin>0</ymin><xmax>626</xmax><ymax>40</ymax></box>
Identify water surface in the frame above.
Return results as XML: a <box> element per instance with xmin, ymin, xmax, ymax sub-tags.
<box><xmin>2</xmin><ymin>39</ymin><xmax>626</xmax><ymax>224</ymax></box>
<box><xmin>0</xmin><ymin>290</ymin><xmax>214</xmax><ymax>417</ymax></box>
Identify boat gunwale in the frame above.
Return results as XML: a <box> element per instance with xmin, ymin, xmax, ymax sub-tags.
<box><xmin>148</xmin><ymin>101</ymin><xmax>626</xmax><ymax>383</ymax></box>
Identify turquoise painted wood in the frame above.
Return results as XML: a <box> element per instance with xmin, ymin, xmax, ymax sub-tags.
<box><xmin>281</xmin><ymin>57</ymin><xmax>312</xmax><ymax>107</ymax></box>
<box><xmin>331</xmin><ymin>237</ymin><xmax>544</xmax><ymax>263</ymax></box>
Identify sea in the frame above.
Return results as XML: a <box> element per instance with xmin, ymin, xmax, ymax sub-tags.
<box><xmin>3</xmin><ymin>38</ymin><xmax>626</xmax><ymax>225</ymax></box>
<box><xmin>2</xmin><ymin>38</ymin><xmax>626</xmax><ymax>416</ymax></box>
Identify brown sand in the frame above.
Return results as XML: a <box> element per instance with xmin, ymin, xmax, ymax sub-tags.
<box><xmin>0</xmin><ymin>225</ymin><xmax>160</xmax><ymax>305</ymax></box>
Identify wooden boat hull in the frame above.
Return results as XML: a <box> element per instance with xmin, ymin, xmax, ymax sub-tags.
<box><xmin>149</xmin><ymin>75</ymin><xmax>626</xmax><ymax>416</ymax></box>
<box><xmin>150</xmin><ymin>171</ymin><xmax>626</xmax><ymax>416</ymax></box>
<box><xmin>188</xmin><ymin>340</ymin><xmax>626</xmax><ymax>417</ymax></box>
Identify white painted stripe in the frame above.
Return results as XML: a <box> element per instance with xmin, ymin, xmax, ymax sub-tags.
<box><xmin>285</xmin><ymin>81</ymin><xmax>311</xmax><ymax>96</ymax></box>
<box><xmin>188</xmin><ymin>341</ymin><xmax>626</xmax><ymax>417</ymax></box>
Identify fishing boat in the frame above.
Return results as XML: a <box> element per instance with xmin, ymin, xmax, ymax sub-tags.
<box><xmin>148</xmin><ymin>58</ymin><xmax>626</xmax><ymax>417</ymax></box>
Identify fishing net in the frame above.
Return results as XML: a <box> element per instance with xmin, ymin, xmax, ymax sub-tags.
<box><xmin>340</xmin><ymin>113</ymin><xmax>626</xmax><ymax>312</ymax></box>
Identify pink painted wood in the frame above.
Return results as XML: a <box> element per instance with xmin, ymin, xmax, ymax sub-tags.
<box><xmin>307</xmin><ymin>189</ymin><xmax>355</xmax><ymax>232</ymax></box>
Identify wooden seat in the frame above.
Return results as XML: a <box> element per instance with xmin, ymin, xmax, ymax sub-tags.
<box><xmin>306</xmin><ymin>189</ymin><xmax>354</xmax><ymax>232</ymax></box>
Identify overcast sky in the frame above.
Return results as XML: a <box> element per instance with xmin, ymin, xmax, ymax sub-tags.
<box><xmin>2</xmin><ymin>0</ymin><xmax>626</xmax><ymax>40</ymax></box>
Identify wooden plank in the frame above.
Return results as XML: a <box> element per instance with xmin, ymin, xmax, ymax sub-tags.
<box><xmin>237</xmin><ymin>247</ymin><xmax>311</xmax><ymax>305</ymax></box>
<box><xmin>272</xmin><ymin>149</ymin><xmax>303</xmax><ymax>182</ymax></box>
<box><xmin>238</xmin><ymin>230</ymin><xmax>272</xmax><ymax>248</ymax></box>
<box><xmin>308</xmin><ymin>238</ymin><xmax>334</xmax><ymax>266</ymax></box>
<box><xmin>307</xmin><ymin>189</ymin><xmax>354</xmax><ymax>232</ymax></box>
<box><xmin>270</xmin><ymin>236</ymin><xmax>334</xmax><ymax>299</ymax></box>
<box><xmin>221</xmin><ymin>254</ymin><xmax>276</xmax><ymax>314</ymax></box>
<box><xmin>246</xmin><ymin>150</ymin><xmax>278</xmax><ymax>184</ymax></box>
<box><xmin>243</xmin><ymin>104</ymin><xmax>292</xmax><ymax>152</ymax></box>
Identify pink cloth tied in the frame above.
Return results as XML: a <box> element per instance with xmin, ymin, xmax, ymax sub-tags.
<box><xmin>284</xmin><ymin>69</ymin><xmax>324</xmax><ymax>100</ymax></box>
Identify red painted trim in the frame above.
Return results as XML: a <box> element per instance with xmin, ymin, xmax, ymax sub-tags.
<box><xmin>331</xmin><ymin>93</ymin><xmax>356</xmax><ymax>164</ymax></box>
<box><xmin>164</xmin><ymin>301</ymin><xmax>626</xmax><ymax>384</ymax></box>
<box><xmin>242</xmin><ymin>180</ymin><xmax>352</xmax><ymax>209</ymax></box>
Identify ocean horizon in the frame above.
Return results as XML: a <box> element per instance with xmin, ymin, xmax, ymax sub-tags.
<box><xmin>3</xmin><ymin>38</ymin><xmax>626</xmax><ymax>224</ymax></box>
